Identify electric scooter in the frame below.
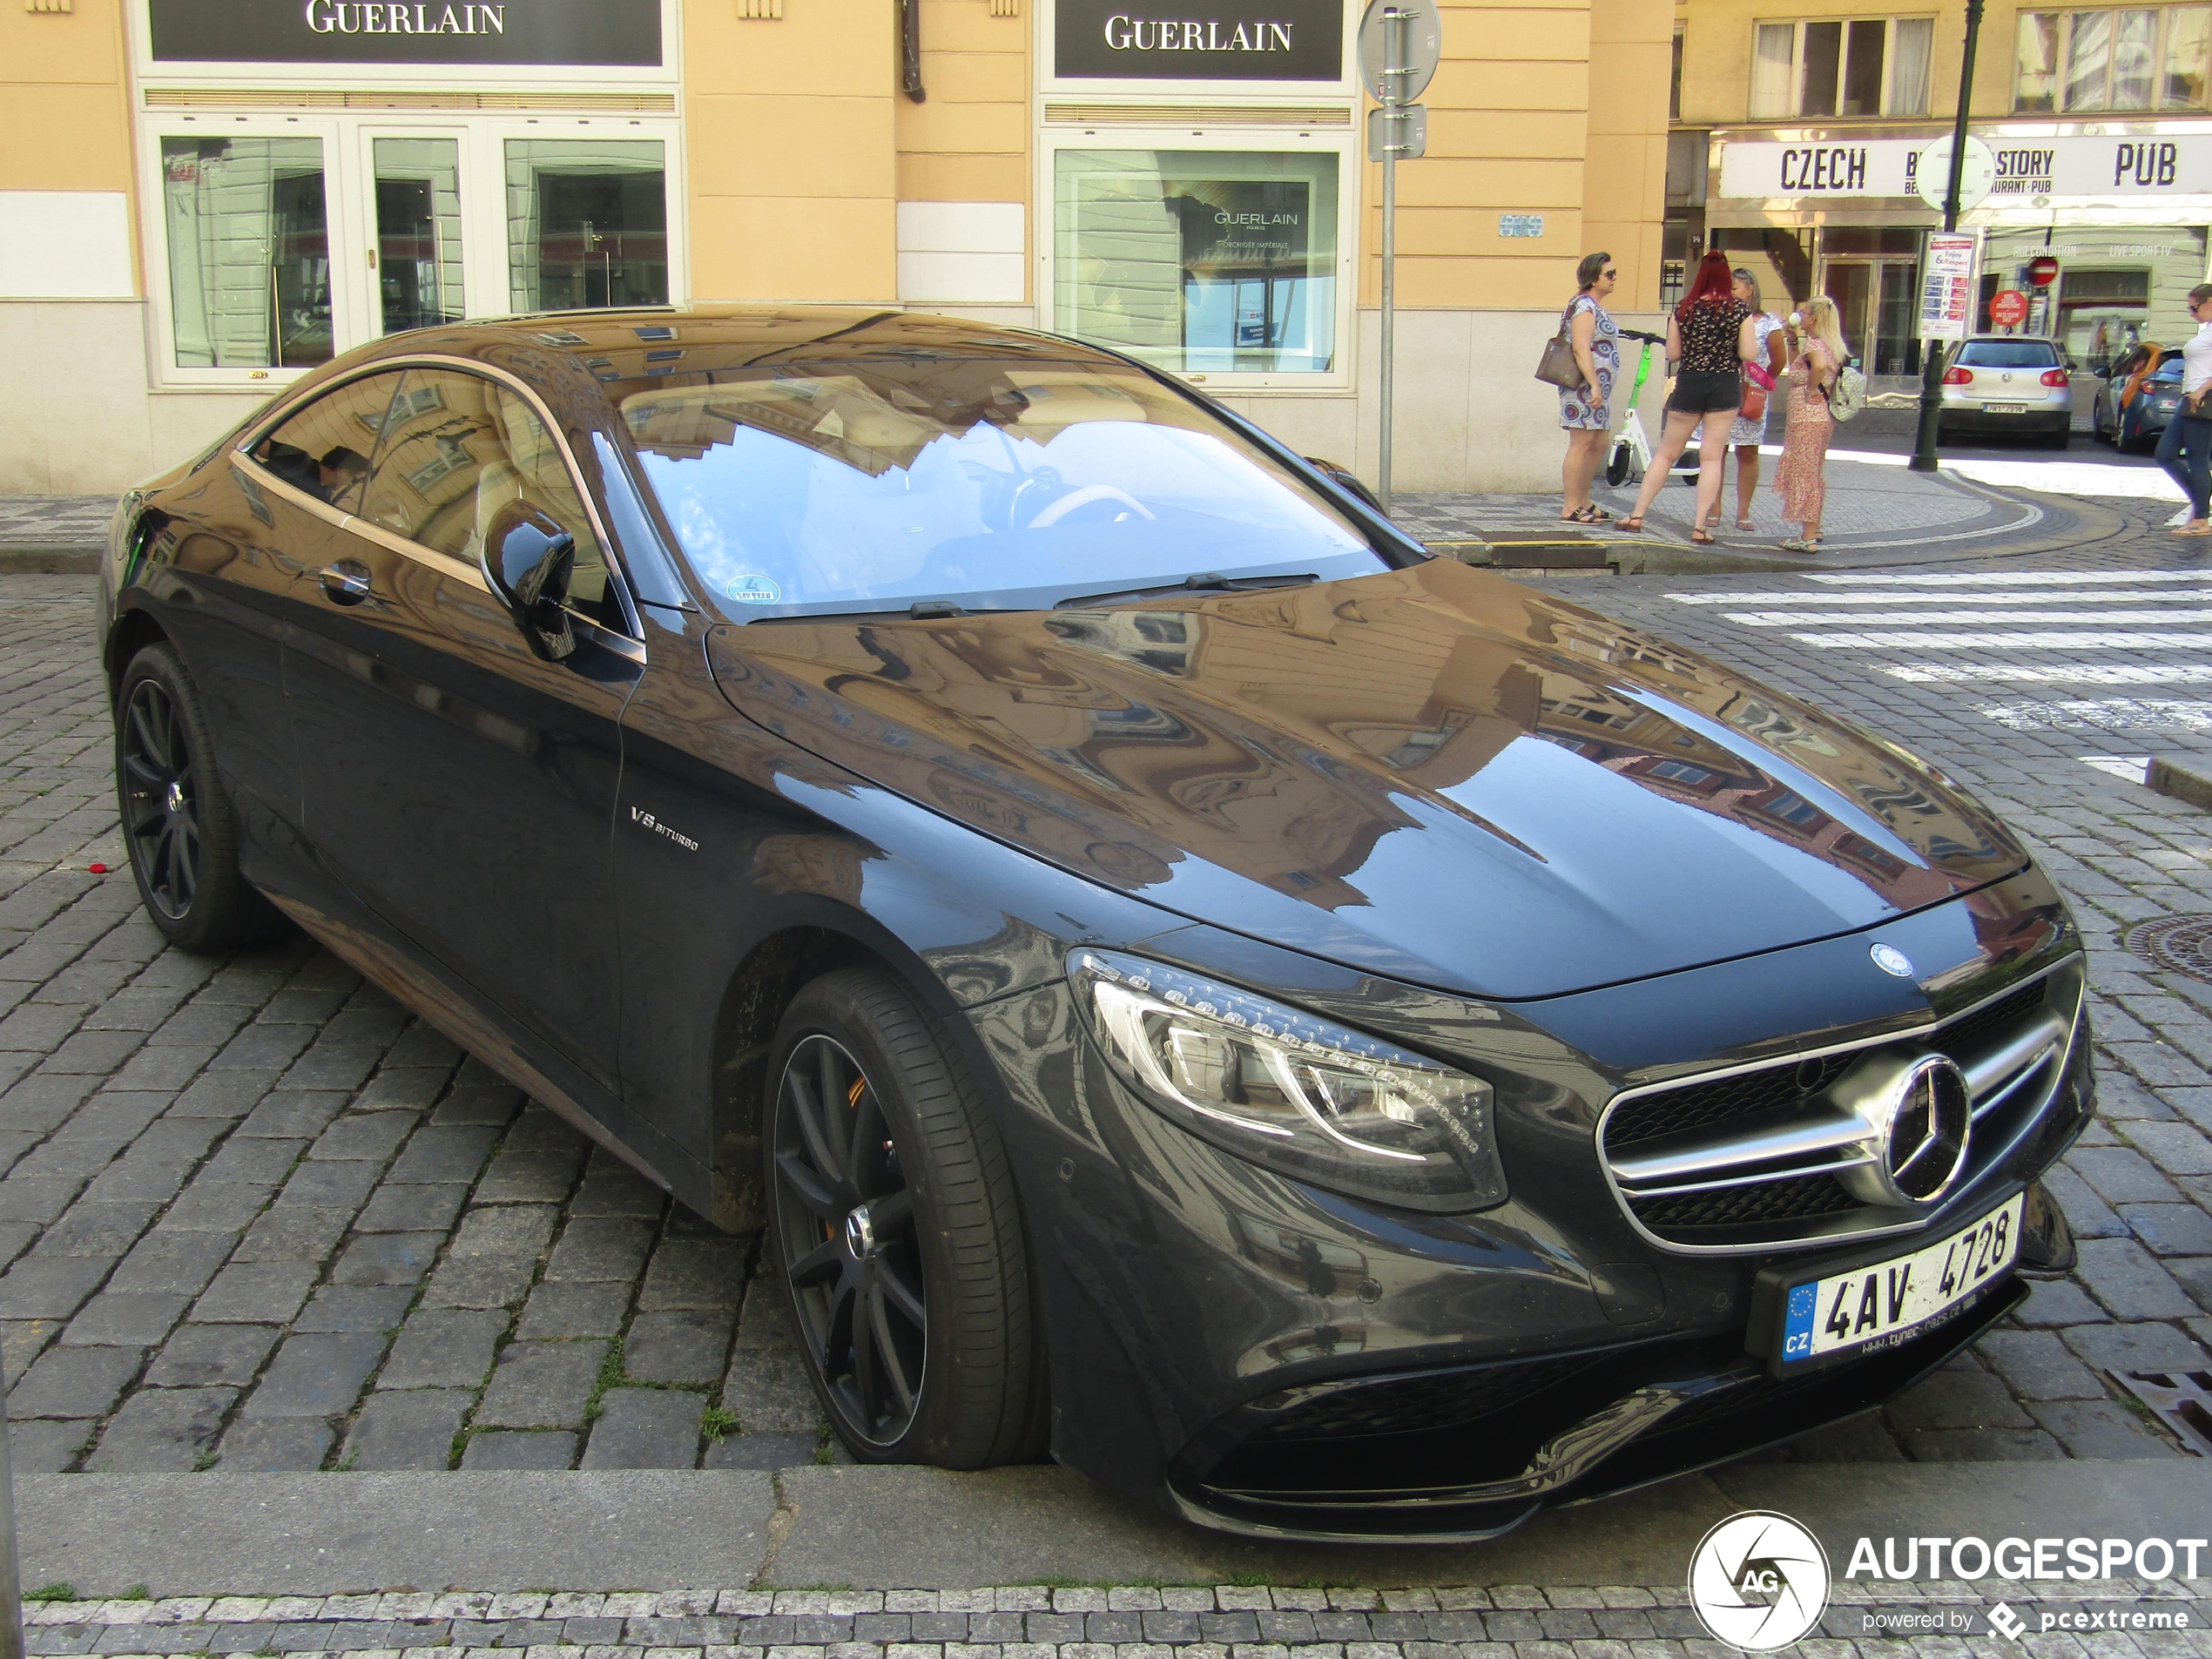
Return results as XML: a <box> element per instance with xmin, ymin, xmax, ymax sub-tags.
<box><xmin>1605</xmin><ymin>329</ymin><xmax>1662</xmax><ymax>488</ymax></box>
<box><xmin>1605</xmin><ymin>328</ymin><xmax>1703</xmax><ymax>490</ymax></box>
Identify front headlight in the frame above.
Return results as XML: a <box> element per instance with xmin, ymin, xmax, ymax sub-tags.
<box><xmin>1069</xmin><ymin>948</ymin><xmax>1506</xmax><ymax>1212</ymax></box>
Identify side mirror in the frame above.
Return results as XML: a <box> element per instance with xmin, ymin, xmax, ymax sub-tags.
<box><xmin>482</xmin><ymin>501</ymin><xmax>577</xmax><ymax>661</ymax></box>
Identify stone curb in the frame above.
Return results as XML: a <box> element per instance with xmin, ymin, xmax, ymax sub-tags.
<box><xmin>18</xmin><ymin>1461</ymin><xmax>2212</xmax><ymax>1597</ymax></box>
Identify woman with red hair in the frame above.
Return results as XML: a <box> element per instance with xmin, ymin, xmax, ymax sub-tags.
<box><xmin>1618</xmin><ymin>250</ymin><xmax>1759</xmax><ymax>543</ymax></box>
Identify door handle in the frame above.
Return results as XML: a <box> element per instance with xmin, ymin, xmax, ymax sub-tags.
<box><xmin>319</xmin><ymin>561</ymin><xmax>373</xmax><ymax>605</ymax></box>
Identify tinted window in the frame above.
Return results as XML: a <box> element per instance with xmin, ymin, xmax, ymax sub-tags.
<box><xmin>358</xmin><ymin>368</ymin><xmax>624</xmax><ymax>631</ymax></box>
<box><xmin>1957</xmin><ymin>341</ymin><xmax>2060</xmax><ymax>367</ymax></box>
<box><xmin>621</xmin><ymin>355</ymin><xmax>1385</xmax><ymax>619</ymax></box>
<box><xmin>252</xmin><ymin>371</ymin><xmax>405</xmax><ymax>512</ymax></box>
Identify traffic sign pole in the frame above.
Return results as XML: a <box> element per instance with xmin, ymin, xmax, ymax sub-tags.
<box><xmin>1910</xmin><ymin>0</ymin><xmax>1986</xmax><ymax>474</ymax></box>
<box><xmin>1379</xmin><ymin>4</ymin><xmax>1400</xmax><ymax>512</ymax></box>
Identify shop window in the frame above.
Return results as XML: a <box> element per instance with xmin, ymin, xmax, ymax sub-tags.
<box><xmin>1748</xmin><ymin>17</ymin><xmax>1934</xmax><ymax>117</ymax></box>
<box><xmin>504</xmin><ymin>140</ymin><xmax>669</xmax><ymax>314</ymax></box>
<box><xmin>1670</xmin><ymin>24</ymin><xmax>1685</xmax><ymax>119</ymax></box>
<box><xmin>160</xmin><ymin>137</ymin><xmax>332</xmax><ymax>370</ymax></box>
<box><xmin>373</xmin><ymin>138</ymin><xmax>464</xmax><ymax>335</ymax></box>
<box><xmin>2015</xmin><ymin>4</ymin><xmax>2209</xmax><ymax>106</ymax></box>
<box><xmin>1051</xmin><ymin>149</ymin><xmax>1339</xmax><ymax>376</ymax></box>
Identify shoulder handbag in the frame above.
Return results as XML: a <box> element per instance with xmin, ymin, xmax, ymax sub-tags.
<box><xmin>1536</xmin><ymin>301</ymin><xmax>1588</xmax><ymax>391</ymax></box>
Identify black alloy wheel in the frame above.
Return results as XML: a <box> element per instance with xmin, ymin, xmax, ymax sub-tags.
<box><xmin>120</xmin><ymin>674</ymin><xmax>199</xmax><ymax>922</ymax></box>
<box><xmin>773</xmin><ymin>1030</ymin><xmax>928</xmax><ymax>1446</ymax></box>
<box><xmin>765</xmin><ymin>968</ymin><xmax>1042</xmax><ymax>1467</ymax></box>
<box><xmin>114</xmin><ymin>644</ymin><xmax>285</xmax><ymax>953</ymax></box>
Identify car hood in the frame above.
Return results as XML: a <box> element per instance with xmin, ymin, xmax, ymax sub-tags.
<box><xmin>705</xmin><ymin>559</ymin><xmax>2024</xmax><ymax>1000</ymax></box>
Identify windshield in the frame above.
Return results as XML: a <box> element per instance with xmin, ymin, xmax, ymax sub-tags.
<box><xmin>1957</xmin><ymin>341</ymin><xmax>2059</xmax><ymax>368</ymax></box>
<box><xmin>621</xmin><ymin>355</ymin><xmax>1387</xmax><ymax>618</ymax></box>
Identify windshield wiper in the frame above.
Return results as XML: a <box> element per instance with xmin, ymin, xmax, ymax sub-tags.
<box><xmin>1054</xmin><ymin>571</ymin><xmax>1319</xmax><ymax>610</ymax></box>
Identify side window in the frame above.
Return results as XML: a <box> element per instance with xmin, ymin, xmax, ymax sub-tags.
<box><xmin>358</xmin><ymin>368</ymin><xmax>624</xmax><ymax>632</ymax></box>
<box><xmin>250</xmin><ymin>371</ymin><xmax>404</xmax><ymax>512</ymax></box>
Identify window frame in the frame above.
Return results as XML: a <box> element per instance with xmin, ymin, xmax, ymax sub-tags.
<box><xmin>1747</xmin><ymin>16</ymin><xmax>1938</xmax><ymax>118</ymax></box>
<box><xmin>235</xmin><ymin>354</ymin><xmax>645</xmax><ymax>648</ymax></box>
<box><xmin>139</xmin><ymin>111</ymin><xmax>688</xmax><ymax>391</ymax></box>
<box><xmin>1035</xmin><ymin>125</ymin><xmax>1359</xmax><ymax>394</ymax></box>
<box><xmin>2013</xmin><ymin>4</ymin><xmax>2211</xmax><ymax>109</ymax></box>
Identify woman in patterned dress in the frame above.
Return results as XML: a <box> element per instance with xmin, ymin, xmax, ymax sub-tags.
<box><xmin>1776</xmin><ymin>295</ymin><xmax>1845</xmax><ymax>552</ymax></box>
<box><xmin>1558</xmin><ymin>252</ymin><xmax>1620</xmax><ymax>524</ymax></box>
<box><xmin>1727</xmin><ymin>268</ymin><xmax>1786</xmax><ymax>530</ymax></box>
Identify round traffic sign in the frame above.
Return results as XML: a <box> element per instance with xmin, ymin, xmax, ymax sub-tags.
<box><xmin>1914</xmin><ymin>134</ymin><xmax>1997</xmax><ymax>212</ymax></box>
<box><xmin>1988</xmin><ymin>288</ymin><xmax>2030</xmax><ymax>327</ymax></box>
<box><xmin>2027</xmin><ymin>253</ymin><xmax>2060</xmax><ymax>287</ymax></box>
<box><xmin>1357</xmin><ymin>0</ymin><xmax>1441</xmax><ymax>104</ymax></box>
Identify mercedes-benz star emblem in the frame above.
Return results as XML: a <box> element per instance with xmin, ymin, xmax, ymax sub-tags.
<box><xmin>1877</xmin><ymin>1054</ymin><xmax>1973</xmax><ymax>1204</ymax></box>
<box><xmin>1689</xmin><ymin>1509</ymin><xmax>1831</xmax><ymax>1650</ymax></box>
<box><xmin>1869</xmin><ymin>942</ymin><xmax>1916</xmax><ymax>978</ymax></box>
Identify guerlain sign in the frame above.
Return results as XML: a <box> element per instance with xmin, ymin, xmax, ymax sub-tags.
<box><xmin>1055</xmin><ymin>0</ymin><xmax>1341</xmax><ymax>80</ymax></box>
<box><xmin>147</xmin><ymin>0</ymin><xmax>663</xmax><ymax>66</ymax></box>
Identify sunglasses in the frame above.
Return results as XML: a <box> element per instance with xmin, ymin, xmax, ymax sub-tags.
<box><xmin>1602</xmin><ymin>268</ymin><xmax>1618</xmax><ymax>279</ymax></box>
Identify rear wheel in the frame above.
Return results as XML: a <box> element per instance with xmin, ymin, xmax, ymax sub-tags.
<box><xmin>115</xmin><ymin>644</ymin><xmax>285</xmax><ymax>953</ymax></box>
<box><xmin>765</xmin><ymin>967</ymin><xmax>1039</xmax><ymax>1467</ymax></box>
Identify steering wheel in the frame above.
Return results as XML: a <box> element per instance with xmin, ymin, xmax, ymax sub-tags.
<box><xmin>1023</xmin><ymin>483</ymin><xmax>1157</xmax><ymax>530</ymax></box>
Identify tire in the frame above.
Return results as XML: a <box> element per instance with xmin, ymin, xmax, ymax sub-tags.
<box><xmin>1604</xmin><ymin>442</ymin><xmax>1630</xmax><ymax>489</ymax></box>
<box><xmin>114</xmin><ymin>644</ymin><xmax>287</xmax><ymax>953</ymax></box>
<box><xmin>764</xmin><ymin>966</ymin><xmax>1039</xmax><ymax>1467</ymax></box>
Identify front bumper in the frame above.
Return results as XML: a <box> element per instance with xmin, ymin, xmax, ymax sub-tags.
<box><xmin>967</xmin><ymin>868</ymin><xmax>2088</xmax><ymax>1541</ymax></box>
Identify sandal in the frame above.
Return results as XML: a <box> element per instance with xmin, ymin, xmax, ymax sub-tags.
<box><xmin>1689</xmin><ymin>527</ymin><xmax>1717</xmax><ymax>545</ymax></box>
<box><xmin>1735</xmin><ymin>516</ymin><xmax>1755</xmax><ymax>530</ymax></box>
<box><xmin>1577</xmin><ymin>505</ymin><xmax>1614</xmax><ymax>523</ymax></box>
<box><xmin>1617</xmin><ymin>515</ymin><xmax>1646</xmax><ymax>534</ymax></box>
<box><xmin>1779</xmin><ymin>537</ymin><xmax>1824</xmax><ymax>552</ymax></box>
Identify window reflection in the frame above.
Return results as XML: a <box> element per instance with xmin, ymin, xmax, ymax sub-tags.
<box><xmin>373</xmin><ymin>138</ymin><xmax>465</xmax><ymax>334</ymax></box>
<box><xmin>161</xmin><ymin>136</ymin><xmax>332</xmax><ymax>369</ymax></box>
<box><xmin>505</xmin><ymin>139</ymin><xmax>668</xmax><ymax>313</ymax></box>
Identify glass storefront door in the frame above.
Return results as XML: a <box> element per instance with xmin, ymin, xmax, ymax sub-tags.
<box><xmin>368</xmin><ymin>134</ymin><xmax>468</xmax><ymax>335</ymax></box>
<box><xmin>1823</xmin><ymin>258</ymin><xmax>1920</xmax><ymax>376</ymax></box>
<box><xmin>160</xmin><ymin>133</ymin><xmax>340</xmax><ymax>370</ymax></box>
<box><xmin>149</xmin><ymin>117</ymin><xmax>682</xmax><ymax>384</ymax></box>
<box><xmin>503</xmin><ymin>139</ymin><xmax>669</xmax><ymax>314</ymax></box>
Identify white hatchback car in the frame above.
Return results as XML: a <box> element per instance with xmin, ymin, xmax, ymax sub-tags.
<box><xmin>1939</xmin><ymin>335</ymin><xmax>2073</xmax><ymax>447</ymax></box>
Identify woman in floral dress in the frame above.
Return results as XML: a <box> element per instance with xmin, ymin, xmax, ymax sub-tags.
<box><xmin>1777</xmin><ymin>295</ymin><xmax>1844</xmax><ymax>553</ymax></box>
<box><xmin>1558</xmin><ymin>252</ymin><xmax>1620</xmax><ymax>524</ymax></box>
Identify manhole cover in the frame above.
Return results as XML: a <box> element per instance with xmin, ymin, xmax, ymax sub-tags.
<box><xmin>2121</xmin><ymin>914</ymin><xmax>2212</xmax><ymax>983</ymax></box>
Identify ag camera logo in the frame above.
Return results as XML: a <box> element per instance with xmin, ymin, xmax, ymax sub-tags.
<box><xmin>1689</xmin><ymin>1510</ymin><xmax>1831</xmax><ymax>1650</ymax></box>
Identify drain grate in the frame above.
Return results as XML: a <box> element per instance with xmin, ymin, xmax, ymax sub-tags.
<box><xmin>2121</xmin><ymin>914</ymin><xmax>2212</xmax><ymax>984</ymax></box>
<box><xmin>2109</xmin><ymin>1368</ymin><xmax>2212</xmax><ymax>1455</ymax></box>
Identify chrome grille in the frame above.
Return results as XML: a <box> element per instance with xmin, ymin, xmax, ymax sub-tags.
<box><xmin>1599</xmin><ymin>956</ymin><xmax>2085</xmax><ymax>1254</ymax></box>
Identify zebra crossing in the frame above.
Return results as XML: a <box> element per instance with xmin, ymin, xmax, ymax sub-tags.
<box><xmin>1661</xmin><ymin>566</ymin><xmax>2212</xmax><ymax>736</ymax></box>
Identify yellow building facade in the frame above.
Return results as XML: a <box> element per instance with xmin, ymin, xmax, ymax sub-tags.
<box><xmin>1673</xmin><ymin>0</ymin><xmax>2212</xmax><ymax>381</ymax></box>
<box><xmin>1</xmin><ymin>0</ymin><xmax>1670</xmax><ymax>496</ymax></box>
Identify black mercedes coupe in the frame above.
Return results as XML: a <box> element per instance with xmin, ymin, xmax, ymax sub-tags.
<box><xmin>98</xmin><ymin>306</ymin><xmax>2088</xmax><ymax>1540</ymax></box>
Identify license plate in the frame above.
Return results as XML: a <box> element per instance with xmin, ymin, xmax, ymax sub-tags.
<box><xmin>1982</xmin><ymin>401</ymin><xmax>2029</xmax><ymax>414</ymax></box>
<box><xmin>1778</xmin><ymin>1192</ymin><xmax>2024</xmax><ymax>1366</ymax></box>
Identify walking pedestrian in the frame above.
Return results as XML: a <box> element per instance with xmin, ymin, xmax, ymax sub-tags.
<box><xmin>1558</xmin><ymin>251</ymin><xmax>1621</xmax><ymax>524</ymax></box>
<box><xmin>1776</xmin><ymin>295</ymin><xmax>1845</xmax><ymax>553</ymax></box>
<box><xmin>2160</xmin><ymin>282</ymin><xmax>2212</xmax><ymax>536</ymax></box>
<box><xmin>1618</xmin><ymin>250</ymin><xmax>1758</xmax><ymax>543</ymax></box>
<box><xmin>1727</xmin><ymin>268</ymin><xmax>1787</xmax><ymax>530</ymax></box>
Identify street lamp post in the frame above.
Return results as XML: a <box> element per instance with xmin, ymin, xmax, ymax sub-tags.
<box><xmin>1909</xmin><ymin>0</ymin><xmax>1986</xmax><ymax>472</ymax></box>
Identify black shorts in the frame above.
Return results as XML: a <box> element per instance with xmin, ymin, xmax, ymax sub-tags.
<box><xmin>1669</xmin><ymin>369</ymin><xmax>1743</xmax><ymax>415</ymax></box>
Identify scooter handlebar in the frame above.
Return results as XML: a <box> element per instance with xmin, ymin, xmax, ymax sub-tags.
<box><xmin>1617</xmin><ymin>328</ymin><xmax>1667</xmax><ymax>344</ymax></box>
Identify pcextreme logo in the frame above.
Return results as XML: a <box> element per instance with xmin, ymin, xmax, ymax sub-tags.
<box><xmin>1688</xmin><ymin>1511</ymin><xmax>1831</xmax><ymax>1650</ymax></box>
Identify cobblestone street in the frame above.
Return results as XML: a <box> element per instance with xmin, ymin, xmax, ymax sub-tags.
<box><xmin>17</xmin><ymin>1577</ymin><xmax>2212</xmax><ymax>1659</ymax></box>
<box><xmin>3</xmin><ymin>502</ymin><xmax>2210</xmax><ymax>1475</ymax></box>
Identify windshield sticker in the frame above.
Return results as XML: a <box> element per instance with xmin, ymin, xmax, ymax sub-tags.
<box><xmin>725</xmin><ymin>574</ymin><xmax>782</xmax><ymax>606</ymax></box>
